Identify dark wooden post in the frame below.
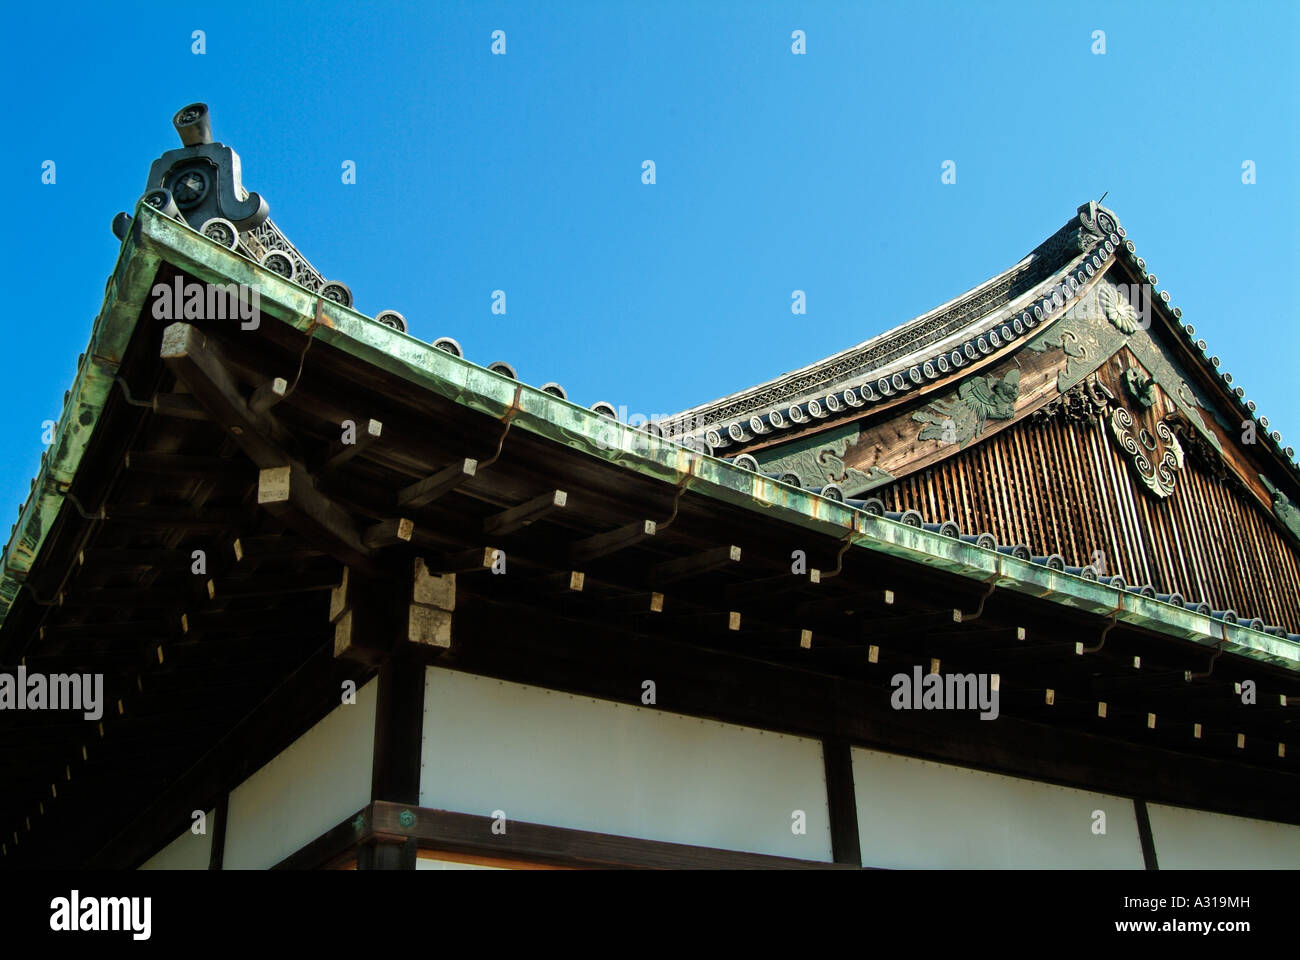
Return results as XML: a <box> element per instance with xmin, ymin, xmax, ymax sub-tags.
<box><xmin>341</xmin><ymin>561</ymin><xmax>450</xmax><ymax>869</ymax></box>
<box><xmin>822</xmin><ymin>737</ymin><xmax>862</xmax><ymax>866</ymax></box>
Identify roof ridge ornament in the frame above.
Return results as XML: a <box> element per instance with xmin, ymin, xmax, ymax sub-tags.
<box><xmin>111</xmin><ymin>104</ymin><xmax>355</xmax><ymax>309</ymax></box>
<box><xmin>1078</xmin><ymin>200</ymin><xmax>1122</xmax><ymax>242</ymax></box>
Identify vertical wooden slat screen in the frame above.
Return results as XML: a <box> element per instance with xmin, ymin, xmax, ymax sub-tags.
<box><xmin>878</xmin><ymin>415</ymin><xmax>1300</xmax><ymax>632</ymax></box>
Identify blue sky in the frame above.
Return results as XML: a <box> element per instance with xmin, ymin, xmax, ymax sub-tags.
<box><xmin>2</xmin><ymin>0</ymin><xmax>1296</xmax><ymax>523</ymax></box>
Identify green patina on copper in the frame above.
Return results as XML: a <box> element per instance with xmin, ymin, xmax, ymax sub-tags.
<box><xmin>0</xmin><ymin>212</ymin><xmax>163</xmax><ymax>622</ymax></box>
<box><xmin>753</xmin><ymin>423</ymin><xmax>892</xmax><ymax>496</ymax></box>
<box><xmin>2</xmin><ymin>206</ymin><xmax>1297</xmax><ymax>675</ymax></box>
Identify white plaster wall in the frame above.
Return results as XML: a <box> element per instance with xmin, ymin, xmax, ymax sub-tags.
<box><xmin>139</xmin><ymin>810</ymin><xmax>214</xmax><ymax>870</ymax></box>
<box><xmin>415</xmin><ymin>857</ymin><xmax>503</xmax><ymax>871</ymax></box>
<box><xmin>1147</xmin><ymin>803</ymin><xmax>1300</xmax><ymax>869</ymax></box>
<box><xmin>419</xmin><ymin>668</ymin><xmax>832</xmax><ymax>861</ymax></box>
<box><xmin>852</xmin><ymin>747</ymin><xmax>1145</xmax><ymax>869</ymax></box>
<box><xmin>222</xmin><ymin>678</ymin><xmax>377</xmax><ymax>869</ymax></box>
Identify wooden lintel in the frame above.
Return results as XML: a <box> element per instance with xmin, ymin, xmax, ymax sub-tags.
<box><xmin>650</xmin><ymin>544</ymin><xmax>742</xmax><ymax>584</ymax></box>
<box><xmin>398</xmin><ymin>458</ymin><xmax>477</xmax><ymax>509</ymax></box>
<box><xmin>357</xmin><ymin>802</ymin><xmax>850</xmax><ymax>870</ymax></box>
<box><xmin>483</xmin><ymin>490</ymin><xmax>567</xmax><ymax>537</ymax></box>
<box><xmin>570</xmin><ymin>519</ymin><xmax>656</xmax><ymax>565</ymax></box>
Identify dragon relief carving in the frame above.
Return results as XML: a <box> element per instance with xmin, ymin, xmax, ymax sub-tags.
<box><xmin>913</xmin><ymin>368</ymin><xmax>1021</xmax><ymax>448</ymax></box>
<box><xmin>755</xmin><ymin>425</ymin><xmax>893</xmax><ymax>497</ymax></box>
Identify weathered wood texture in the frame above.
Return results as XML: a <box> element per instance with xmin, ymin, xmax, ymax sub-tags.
<box><xmin>875</xmin><ymin>410</ymin><xmax>1300</xmax><ymax>632</ymax></box>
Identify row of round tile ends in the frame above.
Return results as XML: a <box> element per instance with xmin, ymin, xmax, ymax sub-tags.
<box><xmin>724</xmin><ymin>453</ymin><xmax>1298</xmax><ymax>641</ymax></box>
<box><xmin>1118</xmin><ymin>238</ymin><xmax>1293</xmax><ymax>460</ymax></box>
<box><xmin>703</xmin><ymin>242</ymin><xmax>1123</xmax><ymax>449</ymax></box>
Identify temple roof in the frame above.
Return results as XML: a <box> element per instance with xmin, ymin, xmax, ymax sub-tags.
<box><xmin>662</xmin><ymin>202</ymin><xmax>1299</xmax><ymax>495</ymax></box>
<box><xmin>2</xmin><ymin>105</ymin><xmax>1298</xmax><ymax>662</ymax></box>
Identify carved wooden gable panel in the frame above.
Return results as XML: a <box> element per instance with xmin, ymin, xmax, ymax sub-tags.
<box><xmin>740</xmin><ymin>271</ymin><xmax>1300</xmax><ymax>627</ymax></box>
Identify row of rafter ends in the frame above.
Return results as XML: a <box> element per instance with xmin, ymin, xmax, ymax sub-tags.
<box><xmin>723</xmin><ymin>456</ymin><xmax>1298</xmax><ymax>644</ymax></box>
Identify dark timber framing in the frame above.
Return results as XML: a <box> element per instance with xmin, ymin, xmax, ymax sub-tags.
<box><xmin>1133</xmin><ymin>799</ymin><xmax>1160</xmax><ymax>871</ymax></box>
<box><xmin>207</xmin><ymin>792</ymin><xmax>228</xmax><ymax>871</ymax></box>
<box><xmin>822</xmin><ymin>737</ymin><xmax>862</xmax><ymax>866</ymax></box>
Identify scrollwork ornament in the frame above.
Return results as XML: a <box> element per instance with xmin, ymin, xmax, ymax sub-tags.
<box><xmin>1110</xmin><ymin>406</ymin><xmax>1183</xmax><ymax>498</ymax></box>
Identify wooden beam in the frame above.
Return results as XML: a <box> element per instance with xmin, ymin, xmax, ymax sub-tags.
<box><xmin>159</xmin><ymin>323</ymin><xmax>298</xmax><ymax>459</ymax></box>
<box><xmin>204</xmin><ymin>569</ymin><xmax>342</xmax><ymax>601</ymax></box>
<box><xmin>124</xmin><ymin>453</ymin><xmax>251</xmax><ymax>477</ymax></box>
<box><xmin>102</xmin><ymin>504</ymin><xmax>249</xmax><ymax>526</ymax></box>
<box><xmin>255</xmin><ymin>466</ymin><xmax>379</xmax><ymax>576</ymax></box>
<box><xmin>78</xmin><ymin>547</ymin><xmax>192</xmax><ymax>569</ymax></box>
<box><xmin>726</xmin><ymin>571</ymin><xmax>817</xmax><ymax>606</ymax></box>
<box><xmin>367</xmin><ymin>802</ymin><xmax>852</xmax><ymax>870</ymax></box>
<box><xmin>650</xmin><ymin>545</ymin><xmax>742</xmax><ymax>584</ymax></box>
<box><xmin>323</xmin><ymin>418</ymin><xmax>383</xmax><ymax>472</ymax></box>
<box><xmin>149</xmin><ymin>393</ymin><xmax>210</xmax><ymax>421</ymax></box>
<box><xmin>397</xmin><ymin>458</ymin><xmax>477</xmax><ymax>509</ymax></box>
<box><xmin>362</xmin><ymin>518</ymin><xmax>415</xmax><ymax>549</ymax></box>
<box><xmin>859</xmin><ymin>609</ymin><xmax>965</xmax><ymax>636</ymax></box>
<box><xmin>569</xmin><ymin>519</ymin><xmax>656</xmax><ymax>565</ymax></box>
<box><xmin>428</xmin><ymin>547</ymin><xmax>501</xmax><ymax>574</ymax></box>
<box><xmin>482</xmin><ymin>490</ymin><xmax>567</xmax><ymax>537</ymax></box>
<box><xmin>230</xmin><ymin>535</ymin><xmax>324</xmax><ymax>564</ymax></box>
<box><xmin>248</xmin><ymin>377</ymin><xmax>289</xmax><ymax>416</ymax></box>
<box><xmin>162</xmin><ymin>323</ymin><xmax>379</xmax><ymax>575</ymax></box>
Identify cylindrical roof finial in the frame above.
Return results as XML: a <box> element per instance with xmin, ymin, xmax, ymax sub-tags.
<box><xmin>173</xmin><ymin>103</ymin><xmax>212</xmax><ymax>146</ymax></box>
